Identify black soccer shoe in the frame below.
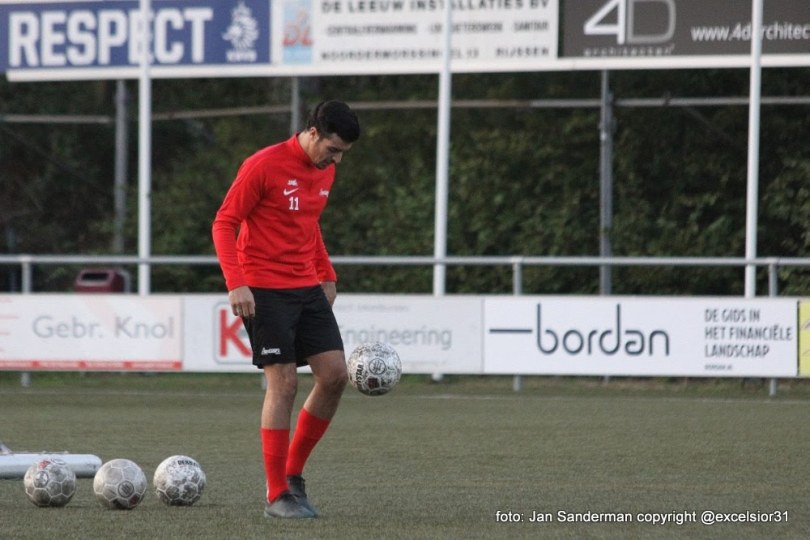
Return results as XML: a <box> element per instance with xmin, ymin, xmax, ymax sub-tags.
<box><xmin>264</xmin><ymin>492</ymin><xmax>316</xmax><ymax>519</ymax></box>
<box><xmin>287</xmin><ymin>475</ymin><xmax>319</xmax><ymax>517</ymax></box>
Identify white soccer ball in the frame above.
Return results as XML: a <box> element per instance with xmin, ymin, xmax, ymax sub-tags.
<box><xmin>346</xmin><ymin>342</ymin><xmax>402</xmax><ymax>396</ymax></box>
<box><xmin>93</xmin><ymin>458</ymin><xmax>147</xmax><ymax>510</ymax></box>
<box><xmin>153</xmin><ymin>455</ymin><xmax>206</xmax><ymax>506</ymax></box>
<box><xmin>23</xmin><ymin>458</ymin><xmax>77</xmax><ymax>507</ymax></box>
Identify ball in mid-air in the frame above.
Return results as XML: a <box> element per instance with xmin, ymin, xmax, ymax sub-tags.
<box><xmin>23</xmin><ymin>458</ymin><xmax>77</xmax><ymax>507</ymax></box>
<box><xmin>153</xmin><ymin>455</ymin><xmax>206</xmax><ymax>506</ymax></box>
<box><xmin>347</xmin><ymin>342</ymin><xmax>402</xmax><ymax>396</ymax></box>
<box><xmin>93</xmin><ymin>458</ymin><xmax>147</xmax><ymax>510</ymax></box>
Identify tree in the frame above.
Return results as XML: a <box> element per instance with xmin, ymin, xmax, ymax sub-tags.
<box><xmin>1</xmin><ymin>69</ymin><xmax>808</xmax><ymax>294</ymax></box>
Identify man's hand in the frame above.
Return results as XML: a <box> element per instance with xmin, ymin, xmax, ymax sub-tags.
<box><xmin>321</xmin><ymin>281</ymin><xmax>337</xmax><ymax>306</ymax></box>
<box><xmin>229</xmin><ymin>286</ymin><xmax>255</xmax><ymax>318</ymax></box>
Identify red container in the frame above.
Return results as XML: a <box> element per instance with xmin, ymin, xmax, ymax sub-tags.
<box><xmin>73</xmin><ymin>268</ymin><xmax>130</xmax><ymax>293</ymax></box>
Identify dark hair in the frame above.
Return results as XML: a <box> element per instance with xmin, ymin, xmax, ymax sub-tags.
<box><xmin>306</xmin><ymin>100</ymin><xmax>361</xmax><ymax>143</ymax></box>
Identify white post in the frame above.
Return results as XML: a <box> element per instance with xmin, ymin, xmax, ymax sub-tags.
<box><xmin>138</xmin><ymin>0</ymin><xmax>152</xmax><ymax>295</ymax></box>
<box><xmin>433</xmin><ymin>0</ymin><xmax>452</xmax><ymax>297</ymax></box>
<box><xmin>744</xmin><ymin>0</ymin><xmax>763</xmax><ymax>298</ymax></box>
<box><xmin>430</xmin><ymin>0</ymin><xmax>452</xmax><ymax>383</ymax></box>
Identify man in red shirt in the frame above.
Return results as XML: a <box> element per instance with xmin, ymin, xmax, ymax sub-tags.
<box><xmin>212</xmin><ymin>100</ymin><xmax>360</xmax><ymax>519</ymax></box>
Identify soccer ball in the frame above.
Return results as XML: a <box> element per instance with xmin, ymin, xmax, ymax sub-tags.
<box><xmin>153</xmin><ymin>455</ymin><xmax>206</xmax><ymax>506</ymax></box>
<box><xmin>93</xmin><ymin>458</ymin><xmax>147</xmax><ymax>510</ymax></box>
<box><xmin>23</xmin><ymin>458</ymin><xmax>77</xmax><ymax>507</ymax></box>
<box><xmin>346</xmin><ymin>342</ymin><xmax>402</xmax><ymax>396</ymax></box>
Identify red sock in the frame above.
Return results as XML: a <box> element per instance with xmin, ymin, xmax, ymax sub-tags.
<box><xmin>261</xmin><ymin>428</ymin><xmax>290</xmax><ymax>502</ymax></box>
<box><xmin>286</xmin><ymin>409</ymin><xmax>331</xmax><ymax>476</ymax></box>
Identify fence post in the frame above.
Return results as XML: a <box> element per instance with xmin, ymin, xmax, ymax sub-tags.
<box><xmin>512</xmin><ymin>258</ymin><xmax>524</xmax><ymax>392</ymax></box>
<box><xmin>20</xmin><ymin>256</ymin><xmax>32</xmax><ymax>387</ymax></box>
<box><xmin>21</xmin><ymin>256</ymin><xmax>32</xmax><ymax>295</ymax></box>
<box><xmin>768</xmin><ymin>260</ymin><xmax>779</xmax><ymax>397</ymax></box>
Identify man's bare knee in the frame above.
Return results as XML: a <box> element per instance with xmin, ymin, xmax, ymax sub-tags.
<box><xmin>264</xmin><ymin>364</ymin><xmax>298</xmax><ymax>399</ymax></box>
<box><xmin>315</xmin><ymin>362</ymin><xmax>347</xmax><ymax>393</ymax></box>
<box><xmin>309</xmin><ymin>353</ymin><xmax>348</xmax><ymax>394</ymax></box>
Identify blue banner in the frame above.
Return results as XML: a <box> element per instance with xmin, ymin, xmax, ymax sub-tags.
<box><xmin>0</xmin><ymin>0</ymin><xmax>270</xmax><ymax>73</ymax></box>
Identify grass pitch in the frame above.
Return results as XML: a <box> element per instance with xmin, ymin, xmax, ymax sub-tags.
<box><xmin>1</xmin><ymin>374</ymin><xmax>809</xmax><ymax>539</ymax></box>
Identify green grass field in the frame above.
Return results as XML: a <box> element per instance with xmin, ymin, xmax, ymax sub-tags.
<box><xmin>1</xmin><ymin>373</ymin><xmax>809</xmax><ymax>539</ymax></box>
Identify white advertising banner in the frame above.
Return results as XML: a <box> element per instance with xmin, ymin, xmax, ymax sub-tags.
<box><xmin>483</xmin><ymin>297</ymin><xmax>798</xmax><ymax>377</ymax></box>
<box><xmin>183</xmin><ymin>295</ymin><xmax>255</xmax><ymax>373</ymax></box>
<box><xmin>279</xmin><ymin>0</ymin><xmax>559</xmax><ymax>74</ymax></box>
<box><xmin>334</xmin><ymin>294</ymin><xmax>482</xmax><ymax>373</ymax></box>
<box><xmin>0</xmin><ymin>294</ymin><xmax>182</xmax><ymax>371</ymax></box>
<box><xmin>182</xmin><ymin>294</ymin><xmax>483</xmax><ymax>374</ymax></box>
<box><xmin>0</xmin><ymin>294</ymin><xmax>799</xmax><ymax>377</ymax></box>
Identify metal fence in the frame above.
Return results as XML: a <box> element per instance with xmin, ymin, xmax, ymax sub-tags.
<box><xmin>1</xmin><ymin>254</ymin><xmax>810</xmax><ymax>295</ymax></box>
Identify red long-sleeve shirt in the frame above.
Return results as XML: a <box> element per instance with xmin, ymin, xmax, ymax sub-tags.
<box><xmin>212</xmin><ymin>134</ymin><xmax>338</xmax><ymax>291</ymax></box>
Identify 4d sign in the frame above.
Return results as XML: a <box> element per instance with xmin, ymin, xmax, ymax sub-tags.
<box><xmin>584</xmin><ymin>0</ymin><xmax>675</xmax><ymax>45</ymax></box>
<box><xmin>563</xmin><ymin>0</ymin><xmax>810</xmax><ymax>60</ymax></box>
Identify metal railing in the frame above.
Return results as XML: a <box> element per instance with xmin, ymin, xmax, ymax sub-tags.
<box><xmin>1</xmin><ymin>254</ymin><xmax>810</xmax><ymax>295</ymax></box>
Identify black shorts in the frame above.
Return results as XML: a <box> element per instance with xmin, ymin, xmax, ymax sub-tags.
<box><xmin>241</xmin><ymin>286</ymin><xmax>344</xmax><ymax>368</ymax></box>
